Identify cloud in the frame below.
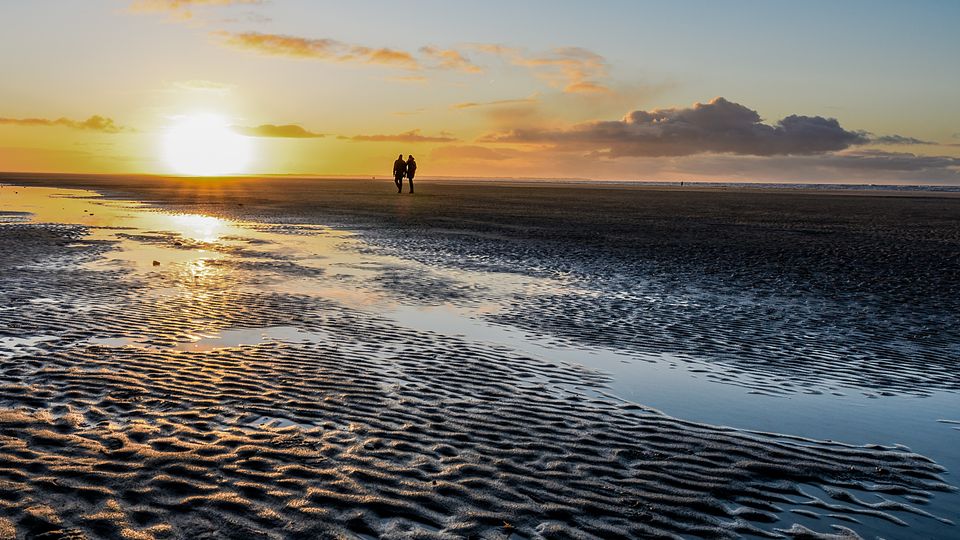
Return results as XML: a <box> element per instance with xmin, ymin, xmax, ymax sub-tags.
<box><xmin>564</xmin><ymin>81</ymin><xmax>611</xmax><ymax>94</ymax></box>
<box><xmin>475</xmin><ymin>45</ymin><xmax>610</xmax><ymax>94</ymax></box>
<box><xmin>129</xmin><ymin>0</ymin><xmax>263</xmax><ymax>20</ymax></box>
<box><xmin>451</xmin><ymin>96</ymin><xmax>539</xmax><ymax>110</ymax></box>
<box><xmin>420</xmin><ymin>46</ymin><xmax>482</xmax><ymax>73</ymax></box>
<box><xmin>217</xmin><ymin>34</ymin><xmax>490</xmax><ymax>74</ymax></box>
<box><xmin>871</xmin><ymin>134</ymin><xmax>936</xmax><ymax>145</ymax></box>
<box><xmin>810</xmin><ymin>150</ymin><xmax>960</xmax><ymax>171</ymax></box>
<box><xmin>425</xmin><ymin>141</ymin><xmax>960</xmax><ymax>183</ymax></box>
<box><xmin>232</xmin><ymin>124</ymin><xmax>324</xmax><ymax>138</ymax></box>
<box><xmin>215</xmin><ymin>31</ymin><xmax>420</xmax><ymax>69</ymax></box>
<box><xmin>669</xmin><ymin>150</ymin><xmax>960</xmax><ymax>183</ymax></box>
<box><xmin>347</xmin><ymin>129</ymin><xmax>458</xmax><ymax>143</ymax></box>
<box><xmin>482</xmin><ymin>97</ymin><xmax>870</xmax><ymax>157</ymax></box>
<box><xmin>0</xmin><ymin>115</ymin><xmax>126</xmax><ymax>133</ymax></box>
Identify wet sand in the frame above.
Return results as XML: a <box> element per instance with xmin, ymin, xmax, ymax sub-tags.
<box><xmin>6</xmin><ymin>173</ymin><xmax>959</xmax><ymax>397</ymax></box>
<box><xmin>1</xmin><ymin>174</ymin><xmax>959</xmax><ymax>538</ymax></box>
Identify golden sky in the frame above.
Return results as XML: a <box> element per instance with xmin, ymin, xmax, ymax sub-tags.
<box><xmin>1</xmin><ymin>0</ymin><xmax>958</xmax><ymax>183</ymax></box>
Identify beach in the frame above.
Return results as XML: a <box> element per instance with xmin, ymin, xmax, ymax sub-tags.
<box><xmin>1</xmin><ymin>174</ymin><xmax>958</xmax><ymax>539</ymax></box>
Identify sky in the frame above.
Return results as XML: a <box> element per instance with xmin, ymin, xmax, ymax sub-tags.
<box><xmin>1</xmin><ymin>0</ymin><xmax>958</xmax><ymax>183</ymax></box>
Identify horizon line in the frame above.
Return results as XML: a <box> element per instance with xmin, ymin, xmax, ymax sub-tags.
<box><xmin>1</xmin><ymin>170</ymin><xmax>958</xmax><ymax>188</ymax></box>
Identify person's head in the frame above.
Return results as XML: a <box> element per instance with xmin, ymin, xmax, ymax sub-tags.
<box><xmin>398</xmin><ymin>154</ymin><xmax>403</xmax><ymax>159</ymax></box>
<box><xmin>408</xmin><ymin>155</ymin><xmax>415</xmax><ymax>160</ymax></box>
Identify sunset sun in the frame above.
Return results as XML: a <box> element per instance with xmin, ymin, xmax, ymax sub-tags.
<box><xmin>163</xmin><ymin>114</ymin><xmax>252</xmax><ymax>176</ymax></box>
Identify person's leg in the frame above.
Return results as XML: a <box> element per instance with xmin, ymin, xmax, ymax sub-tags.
<box><xmin>408</xmin><ymin>175</ymin><xmax>414</xmax><ymax>193</ymax></box>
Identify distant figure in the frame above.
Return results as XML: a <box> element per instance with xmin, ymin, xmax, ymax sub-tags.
<box><xmin>406</xmin><ymin>155</ymin><xmax>417</xmax><ymax>194</ymax></box>
<box><xmin>393</xmin><ymin>154</ymin><xmax>406</xmax><ymax>193</ymax></box>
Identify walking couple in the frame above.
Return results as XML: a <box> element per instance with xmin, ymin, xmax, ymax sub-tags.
<box><xmin>393</xmin><ymin>154</ymin><xmax>417</xmax><ymax>194</ymax></box>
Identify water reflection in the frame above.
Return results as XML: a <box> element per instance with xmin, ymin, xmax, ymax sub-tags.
<box><xmin>165</xmin><ymin>214</ymin><xmax>225</xmax><ymax>243</ymax></box>
<box><xmin>187</xmin><ymin>258</ymin><xmax>216</xmax><ymax>282</ymax></box>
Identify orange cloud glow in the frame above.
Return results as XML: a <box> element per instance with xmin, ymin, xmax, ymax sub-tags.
<box><xmin>129</xmin><ymin>0</ymin><xmax>263</xmax><ymax>20</ymax></box>
<box><xmin>451</xmin><ymin>96</ymin><xmax>539</xmax><ymax>110</ymax></box>
<box><xmin>215</xmin><ymin>32</ymin><xmax>420</xmax><ymax>69</ymax></box>
<box><xmin>346</xmin><ymin>130</ymin><xmax>458</xmax><ymax>143</ymax></box>
<box><xmin>474</xmin><ymin>45</ymin><xmax>611</xmax><ymax>94</ymax></box>
<box><xmin>0</xmin><ymin>115</ymin><xmax>126</xmax><ymax>133</ymax></box>
<box><xmin>232</xmin><ymin>124</ymin><xmax>324</xmax><ymax>138</ymax></box>
<box><xmin>420</xmin><ymin>46</ymin><xmax>483</xmax><ymax>73</ymax></box>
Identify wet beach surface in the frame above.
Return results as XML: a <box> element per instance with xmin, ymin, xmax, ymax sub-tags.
<box><xmin>0</xmin><ymin>174</ymin><xmax>958</xmax><ymax>539</ymax></box>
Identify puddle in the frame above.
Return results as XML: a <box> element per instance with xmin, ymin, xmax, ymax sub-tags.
<box><xmin>89</xmin><ymin>326</ymin><xmax>329</xmax><ymax>352</ymax></box>
<box><xmin>173</xmin><ymin>326</ymin><xmax>323</xmax><ymax>351</ymax></box>
<box><xmin>0</xmin><ymin>335</ymin><xmax>59</xmax><ymax>358</ymax></box>
<box><xmin>0</xmin><ymin>211</ymin><xmax>32</xmax><ymax>223</ymax></box>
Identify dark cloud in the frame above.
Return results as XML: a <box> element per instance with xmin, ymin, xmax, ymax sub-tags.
<box><xmin>482</xmin><ymin>97</ymin><xmax>871</xmax><ymax>157</ymax></box>
<box><xmin>665</xmin><ymin>150</ymin><xmax>960</xmax><ymax>183</ymax></box>
<box><xmin>871</xmin><ymin>134</ymin><xmax>936</xmax><ymax>145</ymax></box>
<box><xmin>813</xmin><ymin>150</ymin><xmax>960</xmax><ymax>171</ymax></box>
<box><xmin>0</xmin><ymin>115</ymin><xmax>126</xmax><ymax>133</ymax></box>
<box><xmin>232</xmin><ymin>124</ymin><xmax>323</xmax><ymax>138</ymax></box>
<box><xmin>348</xmin><ymin>130</ymin><xmax>458</xmax><ymax>143</ymax></box>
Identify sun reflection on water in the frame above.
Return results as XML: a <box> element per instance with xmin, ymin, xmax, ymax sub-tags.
<box><xmin>176</xmin><ymin>258</ymin><xmax>234</xmax><ymax>295</ymax></box>
<box><xmin>162</xmin><ymin>214</ymin><xmax>226</xmax><ymax>243</ymax></box>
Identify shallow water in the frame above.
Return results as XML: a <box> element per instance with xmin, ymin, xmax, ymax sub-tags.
<box><xmin>1</xmin><ymin>183</ymin><xmax>957</xmax><ymax>538</ymax></box>
<box><xmin>378</xmin><ymin>302</ymin><xmax>960</xmax><ymax>536</ymax></box>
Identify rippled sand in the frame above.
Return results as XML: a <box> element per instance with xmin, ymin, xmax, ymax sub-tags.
<box><xmin>0</xmin><ymin>177</ymin><xmax>958</xmax><ymax>539</ymax></box>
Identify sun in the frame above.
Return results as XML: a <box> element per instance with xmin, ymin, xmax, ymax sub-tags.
<box><xmin>163</xmin><ymin>114</ymin><xmax>252</xmax><ymax>176</ymax></box>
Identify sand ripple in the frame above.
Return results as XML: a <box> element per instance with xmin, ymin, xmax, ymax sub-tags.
<box><xmin>364</xmin><ymin>227</ymin><xmax>960</xmax><ymax>398</ymax></box>
<box><xmin>0</xmin><ymin>221</ymin><xmax>955</xmax><ymax>538</ymax></box>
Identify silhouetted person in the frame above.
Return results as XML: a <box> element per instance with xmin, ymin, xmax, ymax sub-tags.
<box><xmin>393</xmin><ymin>154</ymin><xmax>406</xmax><ymax>193</ymax></box>
<box><xmin>406</xmin><ymin>155</ymin><xmax>417</xmax><ymax>194</ymax></box>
